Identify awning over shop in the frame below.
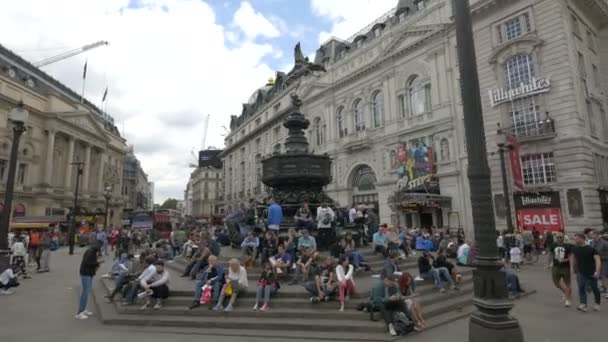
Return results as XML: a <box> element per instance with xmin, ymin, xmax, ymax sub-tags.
<box><xmin>10</xmin><ymin>216</ymin><xmax>66</xmax><ymax>230</ymax></box>
<box><xmin>389</xmin><ymin>192</ymin><xmax>452</xmax><ymax>211</ymax></box>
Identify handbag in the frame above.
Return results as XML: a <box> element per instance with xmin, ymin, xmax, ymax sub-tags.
<box><xmin>225</xmin><ymin>283</ymin><xmax>233</xmax><ymax>297</ymax></box>
<box><xmin>200</xmin><ymin>285</ymin><xmax>212</xmax><ymax>304</ymax></box>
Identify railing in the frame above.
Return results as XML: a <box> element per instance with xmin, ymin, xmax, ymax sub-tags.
<box><xmin>513</xmin><ymin>119</ymin><xmax>556</xmax><ymax>140</ymax></box>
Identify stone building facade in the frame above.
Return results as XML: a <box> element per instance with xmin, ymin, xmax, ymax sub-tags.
<box><xmin>221</xmin><ymin>0</ymin><xmax>608</xmax><ymax>234</ymax></box>
<box><xmin>122</xmin><ymin>146</ymin><xmax>153</xmax><ymax>215</ymax></box>
<box><xmin>0</xmin><ymin>44</ymin><xmax>128</xmax><ymax>226</ymax></box>
<box><xmin>187</xmin><ymin>149</ymin><xmax>223</xmax><ymax>220</ymax></box>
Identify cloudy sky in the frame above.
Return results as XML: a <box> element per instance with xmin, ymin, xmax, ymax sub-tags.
<box><xmin>1</xmin><ymin>0</ymin><xmax>396</xmax><ymax>203</ymax></box>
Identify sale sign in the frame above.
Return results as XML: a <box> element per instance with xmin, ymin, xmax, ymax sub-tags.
<box><xmin>514</xmin><ymin>192</ymin><xmax>564</xmax><ymax>233</ymax></box>
<box><xmin>506</xmin><ymin>134</ymin><xmax>524</xmax><ymax>191</ymax></box>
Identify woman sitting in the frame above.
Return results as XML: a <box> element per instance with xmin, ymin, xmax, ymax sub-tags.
<box><xmin>269</xmin><ymin>244</ymin><xmax>292</xmax><ymax>275</ymax></box>
<box><xmin>240</xmin><ymin>232</ymin><xmax>259</xmax><ymax>268</ymax></box>
<box><xmin>253</xmin><ymin>263</ymin><xmax>280</xmax><ymax>311</ymax></box>
<box><xmin>213</xmin><ymin>258</ymin><xmax>249</xmax><ymax>312</ymax></box>
<box><xmin>344</xmin><ymin>233</ymin><xmax>369</xmax><ymax>272</ymax></box>
<box><xmin>336</xmin><ymin>256</ymin><xmax>355</xmax><ymax>311</ymax></box>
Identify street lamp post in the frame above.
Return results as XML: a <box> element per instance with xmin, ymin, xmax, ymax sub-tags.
<box><xmin>0</xmin><ymin>102</ymin><xmax>29</xmax><ymax>272</ymax></box>
<box><xmin>68</xmin><ymin>162</ymin><xmax>84</xmax><ymax>255</ymax></box>
<box><xmin>103</xmin><ymin>185</ymin><xmax>112</xmax><ymax>231</ymax></box>
<box><xmin>453</xmin><ymin>1</ymin><xmax>524</xmax><ymax>341</ymax></box>
<box><xmin>496</xmin><ymin>130</ymin><xmax>514</xmax><ymax>234</ymax></box>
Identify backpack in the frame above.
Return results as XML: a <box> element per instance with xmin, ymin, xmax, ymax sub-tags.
<box><xmin>392</xmin><ymin>311</ymin><xmax>415</xmax><ymax>336</ymax></box>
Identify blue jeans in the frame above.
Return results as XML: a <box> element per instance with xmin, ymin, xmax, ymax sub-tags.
<box><xmin>347</xmin><ymin>251</ymin><xmax>364</xmax><ymax>268</ymax></box>
<box><xmin>255</xmin><ymin>285</ymin><xmax>277</xmax><ymax>305</ymax></box>
<box><xmin>78</xmin><ymin>276</ymin><xmax>93</xmax><ymax>314</ymax></box>
<box><xmin>421</xmin><ymin>267</ymin><xmax>453</xmax><ymax>289</ymax></box>
<box><xmin>577</xmin><ymin>273</ymin><xmax>601</xmax><ymax>305</ymax></box>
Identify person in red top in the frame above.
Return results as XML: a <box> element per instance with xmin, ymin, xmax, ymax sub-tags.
<box><xmin>29</xmin><ymin>231</ymin><xmax>41</xmax><ymax>271</ymax></box>
<box><xmin>110</xmin><ymin>227</ymin><xmax>120</xmax><ymax>253</ymax></box>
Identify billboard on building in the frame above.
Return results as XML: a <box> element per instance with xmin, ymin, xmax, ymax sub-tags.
<box><xmin>198</xmin><ymin>149</ymin><xmax>223</xmax><ymax>168</ymax></box>
<box><xmin>394</xmin><ymin>143</ymin><xmax>435</xmax><ymax>192</ymax></box>
<box><xmin>514</xmin><ymin>192</ymin><xmax>563</xmax><ymax>233</ymax></box>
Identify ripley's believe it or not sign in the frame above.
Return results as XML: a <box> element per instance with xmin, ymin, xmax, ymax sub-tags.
<box><xmin>394</xmin><ymin>143</ymin><xmax>435</xmax><ymax>192</ymax></box>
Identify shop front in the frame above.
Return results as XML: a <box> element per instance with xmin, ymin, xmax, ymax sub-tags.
<box><xmin>389</xmin><ymin>192</ymin><xmax>451</xmax><ymax>229</ymax></box>
<box><xmin>514</xmin><ymin>191</ymin><xmax>564</xmax><ymax>233</ymax></box>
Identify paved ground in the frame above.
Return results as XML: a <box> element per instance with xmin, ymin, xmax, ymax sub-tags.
<box><xmin>0</xmin><ymin>247</ymin><xmax>605</xmax><ymax>342</ymax></box>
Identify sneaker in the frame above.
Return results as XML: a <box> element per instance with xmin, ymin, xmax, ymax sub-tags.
<box><xmin>1</xmin><ymin>290</ymin><xmax>14</xmax><ymax>295</ymax></box>
<box><xmin>139</xmin><ymin>303</ymin><xmax>149</xmax><ymax>310</ymax></box>
<box><xmin>224</xmin><ymin>304</ymin><xmax>234</xmax><ymax>312</ymax></box>
<box><xmin>388</xmin><ymin>323</ymin><xmax>397</xmax><ymax>336</ymax></box>
<box><xmin>439</xmin><ymin>288</ymin><xmax>446</xmax><ymax>293</ymax></box>
<box><xmin>188</xmin><ymin>302</ymin><xmax>200</xmax><ymax>310</ymax></box>
<box><xmin>564</xmin><ymin>300</ymin><xmax>571</xmax><ymax>308</ymax></box>
<box><xmin>260</xmin><ymin>304</ymin><xmax>269</xmax><ymax>312</ymax></box>
<box><xmin>101</xmin><ymin>273</ymin><xmax>111</xmax><ymax>279</ymax></box>
<box><xmin>593</xmin><ymin>305</ymin><xmax>600</xmax><ymax>312</ymax></box>
<box><xmin>310</xmin><ymin>296</ymin><xmax>320</xmax><ymax>303</ymax></box>
<box><xmin>451</xmin><ymin>285</ymin><xmax>459</xmax><ymax>291</ymax></box>
<box><xmin>153</xmin><ymin>302</ymin><xmax>162</xmax><ymax>310</ymax></box>
<box><xmin>324</xmin><ymin>296</ymin><xmax>331</xmax><ymax>302</ymax></box>
<box><xmin>83</xmin><ymin>310</ymin><xmax>94</xmax><ymax>316</ymax></box>
<box><xmin>104</xmin><ymin>295</ymin><xmax>113</xmax><ymax>303</ymax></box>
<box><xmin>212</xmin><ymin>304</ymin><xmax>223</xmax><ymax>311</ymax></box>
<box><xmin>75</xmin><ymin>312</ymin><xmax>88</xmax><ymax>320</ymax></box>
<box><xmin>577</xmin><ymin>304</ymin><xmax>588</xmax><ymax>312</ymax></box>
<box><xmin>339</xmin><ymin>304</ymin><xmax>344</xmax><ymax>312</ymax></box>
<box><xmin>252</xmin><ymin>304</ymin><xmax>259</xmax><ymax>311</ymax></box>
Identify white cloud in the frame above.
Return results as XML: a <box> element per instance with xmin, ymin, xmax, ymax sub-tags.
<box><xmin>310</xmin><ymin>0</ymin><xmax>395</xmax><ymax>43</ymax></box>
<box><xmin>0</xmin><ymin>0</ymin><xmax>276</xmax><ymax>202</ymax></box>
<box><xmin>233</xmin><ymin>1</ymin><xmax>281</xmax><ymax>40</ymax></box>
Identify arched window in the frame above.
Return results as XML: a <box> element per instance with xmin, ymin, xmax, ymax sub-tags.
<box><xmin>336</xmin><ymin>107</ymin><xmax>346</xmax><ymax>138</ymax></box>
<box><xmin>353</xmin><ymin>99</ymin><xmax>365</xmax><ymax>132</ymax></box>
<box><xmin>351</xmin><ymin>165</ymin><xmax>377</xmax><ymax>191</ymax></box>
<box><xmin>313</xmin><ymin>117</ymin><xmax>324</xmax><ymax>146</ymax></box>
<box><xmin>371</xmin><ymin>90</ymin><xmax>383</xmax><ymax>128</ymax></box>
<box><xmin>408</xmin><ymin>76</ymin><xmax>431</xmax><ymax>116</ymax></box>
<box><xmin>504</xmin><ymin>54</ymin><xmax>534</xmax><ymax>89</ymax></box>
<box><xmin>440</xmin><ymin>138</ymin><xmax>450</xmax><ymax>161</ymax></box>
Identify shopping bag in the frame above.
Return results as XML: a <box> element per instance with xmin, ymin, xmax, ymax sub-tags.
<box><xmin>200</xmin><ymin>285</ymin><xmax>212</xmax><ymax>304</ymax></box>
<box><xmin>225</xmin><ymin>283</ymin><xmax>233</xmax><ymax>297</ymax></box>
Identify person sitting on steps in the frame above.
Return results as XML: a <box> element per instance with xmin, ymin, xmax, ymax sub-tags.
<box><xmin>241</xmin><ymin>231</ymin><xmax>259</xmax><ymax>269</ymax></box>
<box><xmin>418</xmin><ymin>252</ymin><xmax>457</xmax><ymax>293</ymax></box>
<box><xmin>213</xmin><ymin>258</ymin><xmax>248</xmax><ymax>312</ymax></box>
<box><xmin>269</xmin><ymin>244</ymin><xmax>292</xmax><ymax>276</ymax></box>
<box><xmin>304</xmin><ymin>256</ymin><xmax>337</xmax><ymax>303</ymax></box>
<box><xmin>344</xmin><ymin>232</ymin><xmax>369</xmax><ymax>272</ymax></box>
<box><xmin>289</xmin><ymin>245</ymin><xmax>318</xmax><ymax>286</ymax></box>
<box><xmin>189</xmin><ymin>255</ymin><xmax>224</xmax><ymax>310</ymax></box>
<box><xmin>336</xmin><ymin>256</ymin><xmax>355</xmax><ymax>312</ymax></box>
<box><xmin>139</xmin><ymin>260</ymin><xmax>171</xmax><ymax>310</ymax></box>
<box><xmin>373</xmin><ymin>225</ymin><xmax>389</xmax><ymax>256</ymax></box>
<box><xmin>253</xmin><ymin>263</ymin><xmax>280</xmax><ymax>311</ymax></box>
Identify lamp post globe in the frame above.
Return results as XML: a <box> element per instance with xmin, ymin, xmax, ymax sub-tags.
<box><xmin>0</xmin><ymin>102</ymin><xmax>29</xmax><ymax>272</ymax></box>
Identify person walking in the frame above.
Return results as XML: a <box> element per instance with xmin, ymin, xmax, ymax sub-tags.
<box><xmin>316</xmin><ymin>202</ymin><xmax>335</xmax><ymax>250</ymax></box>
<box><xmin>548</xmin><ymin>231</ymin><xmax>573</xmax><ymax>307</ymax></box>
<box><xmin>76</xmin><ymin>243</ymin><xmax>102</xmax><ymax>319</ymax></box>
<box><xmin>38</xmin><ymin>230</ymin><xmax>52</xmax><ymax>273</ymax></box>
<box><xmin>571</xmin><ymin>232</ymin><xmax>602</xmax><ymax>312</ymax></box>
<box><xmin>589</xmin><ymin>230</ymin><xmax>608</xmax><ymax>298</ymax></box>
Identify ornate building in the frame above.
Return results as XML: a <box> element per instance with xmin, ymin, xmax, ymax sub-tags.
<box><xmin>0</xmin><ymin>43</ymin><xmax>128</xmax><ymax>226</ymax></box>
<box><xmin>187</xmin><ymin>149</ymin><xmax>223</xmax><ymax>221</ymax></box>
<box><xmin>122</xmin><ymin>146</ymin><xmax>153</xmax><ymax>215</ymax></box>
<box><xmin>222</xmin><ymin>0</ymin><xmax>608</xmax><ymax>234</ymax></box>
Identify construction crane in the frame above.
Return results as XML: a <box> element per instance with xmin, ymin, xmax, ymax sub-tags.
<box><xmin>34</xmin><ymin>40</ymin><xmax>109</xmax><ymax>67</ymax></box>
<box><xmin>188</xmin><ymin>114</ymin><xmax>211</xmax><ymax>168</ymax></box>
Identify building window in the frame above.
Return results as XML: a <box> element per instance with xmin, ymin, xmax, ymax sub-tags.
<box><xmin>416</xmin><ymin>0</ymin><xmax>426</xmax><ymax>10</ymax></box>
<box><xmin>408</xmin><ymin>76</ymin><xmax>431</xmax><ymax>116</ymax></box>
<box><xmin>255</xmin><ymin>118</ymin><xmax>261</xmax><ymax>127</ymax></box>
<box><xmin>504</xmin><ymin>54</ymin><xmax>534</xmax><ymax>89</ymax></box>
<box><xmin>587</xmin><ymin>30</ymin><xmax>596</xmax><ymax>51</ymax></box>
<box><xmin>578</xmin><ymin>52</ymin><xmax>586</xmax><ymax>78</ymax></box>
<box><xmin>374</xmin><ymin>28</ymin><xmax>381</xmax><ymax>37</ymax></box>
<box><xmin>587</xmin><ymin>100</ymin><xmax>598</xmax><ymax>137</ymax></box>
<box><xmin>313</xmin><ymin>117</ymin><xmax>324</xmax><ymax>146</ymax></box>
<box><xmin>336</xmin><ymin>107</ymin><xmax>346</xmax><ymax>138</ymax></box>
<box><xmin>273</xmin><ymin>126</ymin><xmax>280</xmax><ymax>141</ymax></box>
<box><xmin>353</xmin><ymin>99</ymin><xmax>365</xmax><ymax>132</ymax></box>
<box><xmin>571</xmin><ymin>14</ymin><xmax>580</xmax><ymax>37</ymax></box>
<box><xmin>497</xmin><ymin>13</ymin><xmax>531</xmax><ymax>43</ymax></box>
<box><xmin>371</xmin><ymin>90</ymin><xmax>383</xmax><ymax>128</ymax></box>
<box><xmin>521</xmin><ymin>153</ymin><xmax>556</xmax><ymax>185</ymax></box>
<box><xmin>592</xmin><ymin>64</ymin><xmax>601</xmax><ymax>89</ymax></box>
<box><xmin>17</xmin><ymin>163</ymin><xmax>27</xmax><ymax>185</ymax></box>
<box><xmin>0</xmin><ymin>159</ymin><xmax>6</xmax><ymax>182</ymax></box>
<box><xmin>398</xmin><ymin>94</ymin><xmax>406</xmax><ymax>118</ymax></box>
<box><xmin>510</xmin><ymin>97</ymin><xmax>542</xmax><ymax>138</ymax></box>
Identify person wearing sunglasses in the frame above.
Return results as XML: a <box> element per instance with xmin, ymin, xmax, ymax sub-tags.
<box><xmin>548</xmin><ymin>231</ymin><xmax>573</xmax><ymax>307</ymax></box>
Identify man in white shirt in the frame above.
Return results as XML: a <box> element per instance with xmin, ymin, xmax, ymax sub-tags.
<box><xmin>457</xmin><ymin>241</ymin><xmax>471</xmax><ymax>266</ymax></box>
<box><xmin>317</xmin><ymin>203</ymin><xmax>335</xmax><ymax>251</ymax></box>
<box><xmin>123</xmin><ymin>256</ymin><xmax>157</xmax><ymax>305</ymax></box>
<box><xmin>0</xmin><ymin>268</ymin><xmax>19</xmax><ymax>295</ymax></box>
<box><xmin>10</xmin><ymin>236</ymin><xmax>29</xmax><ymax>278</ymax></box>
<box><xmin>348</xmin><ymin>205</ymin><xmax>357</xmax><ymax>224</ymax></box>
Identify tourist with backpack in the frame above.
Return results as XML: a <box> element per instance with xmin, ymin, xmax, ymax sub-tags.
<box><xmin>370</xmin><ymin>273</ymin><xmax>415</xmax><ymax>336</ymax></box>
<box><xmin>316</xmin><ymin>202</ymin><xmax>335</xmax><ymax>251</ymax></box>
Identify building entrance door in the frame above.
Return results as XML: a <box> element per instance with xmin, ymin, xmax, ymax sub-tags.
<box><xmin>420</xmin><ymin>213</ymin><xmax>433</xmax><ymax>229</ymax></box>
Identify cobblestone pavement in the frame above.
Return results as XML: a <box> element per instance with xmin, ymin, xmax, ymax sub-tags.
<box><xmin>0</xmin><ymin>248</ymin><xmax>605</xmax><ymax>342</ymax></box>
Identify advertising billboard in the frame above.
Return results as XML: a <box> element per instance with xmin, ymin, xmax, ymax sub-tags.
<box><xmin>514</xmin><ymin>192</ymin><xmax>564</xmax><ymax>233</ymax></box>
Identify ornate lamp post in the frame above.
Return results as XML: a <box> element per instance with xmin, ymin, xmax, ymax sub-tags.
<box><xmin>453</xmin><ymin>0</ymin><xmax>524</xmax><ymax>341</ymax></box>
<box><xmin>68</xmin><ymin>162</ymin><xmax>84</xmax><ymax>255</ymax></box>
<box><xmin>0</xmin><ymin>102</ymin><xmax>29</xmax><ymax>272</ymax></box>
<box><xmin>103</xmin><ymin>185</ymin><xmax>112</xmax><ymax>231</ymax></box>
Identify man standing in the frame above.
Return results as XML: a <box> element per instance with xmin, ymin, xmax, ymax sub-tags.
<box><xmin>590</xmin><ymin>230</ymin><xmax>608</xmax><ymax>298</ymax></box>
<box><xmin>96</xmin><ymin>227</ymin><xmax>108</xmax><ymax>256</ymax></box>
<box><xmin>316</xmin><ymin>202</ymin><xmax>335</xmax><ymax>250</ymax></box>
<box><xmin>76</xmin><ymin>243</ymin><xmax>102</xmax><ymax>319</ymax></box>
<box><xmin>38</xmin><ymin>229</ymin><xmax>52</xmax><ymax>273</ymax></box>
<box><xmin>571</xmin><ymin>232</ymin><xmax>602</xmax><ymax>312</ymax></box>
<box><xmin>267</xmin><ymin>197</ymin><xmax>283</xmax><ymax>234</ymax></box>
<box><xmin>548</xmin><ymin>231</ymin><xmax>572</xmax><ymax>307</ymax></box>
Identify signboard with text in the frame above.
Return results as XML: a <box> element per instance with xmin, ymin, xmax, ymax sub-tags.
<box><xmin>514</xmin><ymin>192</ymin><xmax>563</xmax><ymax>233</ymax></box>
<box><xmin>488</xmin><ymin>77</ymin><xmax>551</xmax><ymax>107</ymax></box>
<box><xmin>394</xmin><ymin>143</ymin><xmax>436</xmax><ymax>192</ymax></box>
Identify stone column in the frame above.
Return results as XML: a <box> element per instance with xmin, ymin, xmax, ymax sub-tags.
<box><xmin>64</xmin><ymin>138</ymin><xmax>75</xmax><ymax>190</ymax></box>
<box><xmin>97</xmin><ymin>153</ymin><xmax>105</xmax><ymax>193</ymax></box>
<box><xmin>44</xmin><ymin>130</ymin><xmax>55</xmax><ymax>185</ymax></box>
<box><xmin>82</xmin><ymin>144</ymin><xmax>91</xmax><ymax>192</ymax></box>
